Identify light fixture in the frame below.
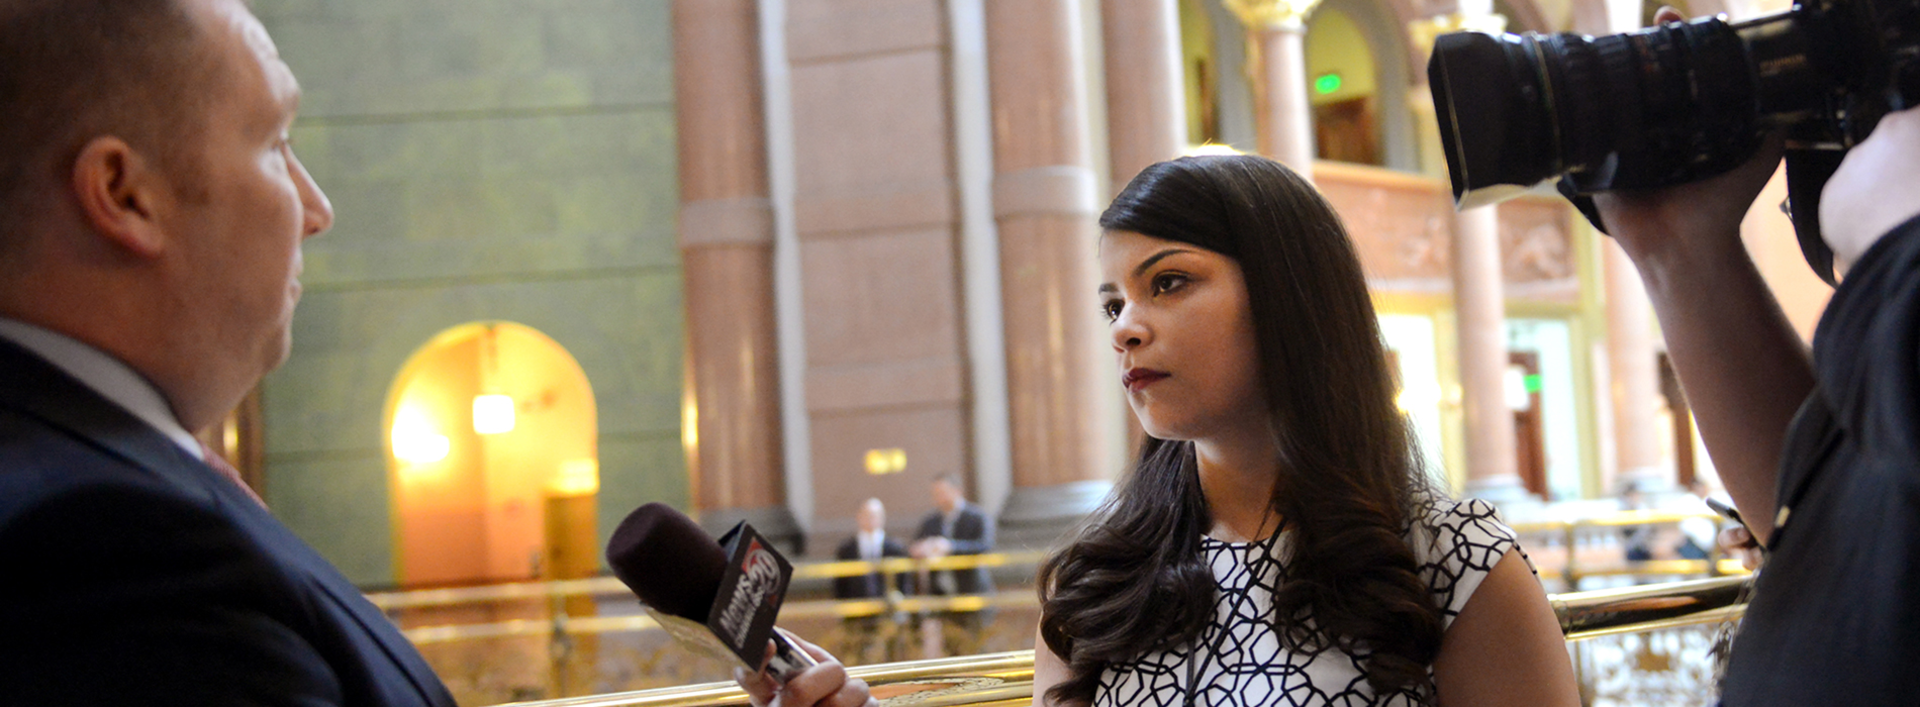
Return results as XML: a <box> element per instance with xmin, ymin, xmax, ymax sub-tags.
<box><xmin>472</xmin><ymin>394</ymin><xmax>516</xmax><ymax>435</ymax></box>
<box><xmin>392</xmin><ymin>406</ymin><xmax>451</xmax><ymax>465</ymax></box>
<box><xmin>864</xmin><ymin>448</ymin><xmax>908</xmax><ymax>475</ymax></box>
<box><xmin>473</xmin><ymin>324</ymin><xmax>515</xmax><ymax>435</ymax></box>
<box><xmin>550</xmin><ymin>458</ymin><xmax>600</xmax><ymax>497</ymax></box>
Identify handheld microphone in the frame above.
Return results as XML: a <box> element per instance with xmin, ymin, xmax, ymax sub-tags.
<box><xmin>605</xmin><ymin>503</ymin><xmax>818</xmax><ymax>683</ymax></box>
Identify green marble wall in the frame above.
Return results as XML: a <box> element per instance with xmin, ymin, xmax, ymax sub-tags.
<box><xmin>254</xmin><ymin>0</ymin><xmax>686</xmax><ymax>587</ymax></box>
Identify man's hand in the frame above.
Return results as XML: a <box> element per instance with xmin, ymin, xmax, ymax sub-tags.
<box><xmin>1820</xmin><ymin>104</ymin><xmax>1920</xmax><ymax>272</ymax></box>
<box><xmin>909</xmin><ymin>537</ymin><xmax>951</xmax><ymax>560</ymax></box>
<box><xmin>1717</xmin><ymin>525</ymin><xmax>1765</xmax><ymax>572</ymax></box>
<box><xmin>1591</xmin><ymin>132</ymin><xmax>1785</xmax><ymax>264</ymax></box>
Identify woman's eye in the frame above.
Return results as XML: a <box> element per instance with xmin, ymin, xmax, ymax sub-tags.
<box><xmin>1101</xmin><ymin>299</ymin><xmax>1125</xmax><ymax>321</ymax></box>
<box><xmin>1151</xmin><ymin>273</ymin><xmax>1187</xmax><ymax>295</ymax></box>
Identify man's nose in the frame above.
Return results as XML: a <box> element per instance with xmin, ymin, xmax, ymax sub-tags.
<box><xmin>290</xmin><ymin>151</ymin><xmax>333</xmax><ymax>238</ymax></box>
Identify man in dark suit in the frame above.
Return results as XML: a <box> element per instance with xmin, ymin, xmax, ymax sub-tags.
<box><xmin>831</xmin><ymin>498</ymin><xmax>910</xmax><ymax>663</ymax></box>
<box><xmin>833</xmin><ymin>498</ymin><xmax>912</xmax><ymax>599</ymax></box>
<box><xmin>0</xmin><ymin>0</ymin><xmax>453</xmax><ymax>703</ymax></box>
<box><xmin>910</xmin><ymin>474</ymin><xmax>995</xmax><ymax>656</ymax></box>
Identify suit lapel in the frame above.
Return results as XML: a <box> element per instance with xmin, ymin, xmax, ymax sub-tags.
<box><xmin>0</xmin><ymin>340</ymin><xmax>452</xmax><ymax>706</ymax></box>
<box><xmin>0</xmin><ymin>339</ymin><xmax>215</xmax><ymax>500</ymax></box>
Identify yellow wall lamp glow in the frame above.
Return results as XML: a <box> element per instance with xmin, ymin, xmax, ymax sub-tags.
<box><xmin>392</xmin><ymin>406</ymin><xmax>452</xmax><ymax>465</ymax></box>
<box><xmin>472</xmin><ymin>393</ymin><xmax>516</xmax><ymax>435</ymax></box>
<box><xmin>864</xmin><ymin>448</ymin><xmax>908</xmax><ymax>475</ymax></box>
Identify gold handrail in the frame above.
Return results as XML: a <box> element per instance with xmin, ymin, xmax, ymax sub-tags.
<box><xmin>366</xmin><ymin>551</ymin><xmax>1053</xmax><ymax>611</ymax></box>
<box><xmin>485</xmin><ymin>576</ymin><xmax>1752</xmax><ymax>707</ymax></box>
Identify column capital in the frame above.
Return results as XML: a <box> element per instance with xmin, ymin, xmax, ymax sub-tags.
<box><xmin>1407</xmin><ymin>12</ymin><xmax>1508</xmax><ymax>59</ymax></box>
<box><xmin>1223</xmin><ymin>0</ymin><xmax>1322</xmax><ymax>32</ymax></box>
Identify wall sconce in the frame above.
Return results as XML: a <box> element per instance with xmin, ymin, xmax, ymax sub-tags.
<box><xmin>864</xmin><ymin>448</ymin><xmax>907</xmax><ymax>475</ymax></box>
<box><xmin>472</xmin><ymin>394</ymin><xmax>516</xmax><ymax>435</ymax></box>
<box><xmin>392</xmin><ymin>407</ymin><xmax>451</xmax><ymax>465</ymax></box>
<box><xmin>472</xmin><ymin>324</ymin><xmax>515</xmax><ymax>435</ymax></box>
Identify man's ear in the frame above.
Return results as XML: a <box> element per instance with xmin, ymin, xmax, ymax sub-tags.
<box><xmin>70</xmin><ymin>136</ymin><xmax>170</xmax><ymax>259</ymax></box>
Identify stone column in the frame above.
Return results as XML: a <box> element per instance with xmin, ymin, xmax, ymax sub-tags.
<box><xmin>1571</xmin><ymin>0</ymin><xmax>1668</xmax><ymax>494</ymax></box>
<box><xmin>673</xmin><ymin>0</ymin><xmax>795</xmax><ymax>544</ymax></box>
<box><xmin>1103</xmin><ymin>0</ymin><xmax>1187</xmax><ymax>188</ymax></box>
<box><xmin>1102</xmin><ymin>0</ymin><xmax>1186</xmax><ymax>452</ymax></box>
<box><xmin>1225</xmin><ymin>0</ymin><xmax>1321</xmax><ymax>178</ymax></box>
<box><xmin>985</xmin><ymin>0</ymin><xmax>1115</xmax><ymax>548</ymax></box>
<box><xmin>1604</xmin><ymin>245</ymin><xmax>1666</xmax><ymax>492</ymax></box>
<box><xmin>1408</xmin><ymin>10</ymin><xmax>1522</xmax><ymax>500</ymax></box>
<box><xmin>1452</xmin><ymin>205</ymin><xmax>1525</xmax><ymax>500</ymax></box>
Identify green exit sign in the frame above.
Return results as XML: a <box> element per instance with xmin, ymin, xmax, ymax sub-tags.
<box><xmin>1314</xmin><ymin>72</ymin><xmax>1342</xmax><ymax>95</ymax></box>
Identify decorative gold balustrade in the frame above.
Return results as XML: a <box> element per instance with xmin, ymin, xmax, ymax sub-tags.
<box><xmin>358</xmin><ymin>511</ymin><xmax>1748</xmax><ymax>706</ymax></box>
<box><xmin>482</xmin><ymin>575</ymin><xmax>1752</xmax><ymax>707</ymax></box>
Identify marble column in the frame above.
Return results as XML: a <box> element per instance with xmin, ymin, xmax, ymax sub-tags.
<box><xmin>1452</xmin><ymin>205</ymin><xmax>1525</xmax><ymax>500</ymax></box>
<box><xmin>1102</xmin><ymin>0</ymin><xmax>1187</xmax><ymax>188</ymax></box>
<box><xmin>1571</xmin><ymin>0</ymin><xmax>1669</xmax><ymax>494</ymax></box>
<box><xmin>1604</xmin><ymin>245</ymin><xmax>1666</xmax><ymax>492</ymax></box>
<box><xmin>1102</xmin><ymin>0</ymin><xmax>1186</xmax><ymax>452</ymax></box>
<box><xmin>985</xmin><ymin>0</ymin><xmax>1115</xmax><ymax>548</ymax></box>
<box><xmin>1408</xmin><ymin>10</ymin><xmax>1522</xmax><ymax>499</ymax></box>
<box><xmin>1225</xmin><ymin>0</ymin><xmax>1320</xmax><ymax>178</ymax></box>
<box><xmin>672</xmin><ymin>0</ymin><xmax>795</xmax><ymax>544</ymax></box>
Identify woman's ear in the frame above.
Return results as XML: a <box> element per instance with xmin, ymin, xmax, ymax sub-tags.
<box><xmin>69</xmin><ymin>136</ymin><xmax>170</xmax><ymax>259</ymax></box>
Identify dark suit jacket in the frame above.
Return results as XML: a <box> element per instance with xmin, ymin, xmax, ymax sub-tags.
<box><xmin>913</xmin><ymin>502</ymin><xmax>995</xmax><ymax>596</ymax></box>
<box><xmin>0</xmin><ymin>339</ymin><xmax>455</xmax><ymax>706</ymax></box>
<box><xmin>830</xmin><ymin>534</ymin><xmax>911</xmax><ymax>599</ymax></box>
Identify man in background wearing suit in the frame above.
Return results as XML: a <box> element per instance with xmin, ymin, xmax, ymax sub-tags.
<box><xmin>0</xmin><ymin>0</ymin><xmax>449</xmax><ymax>702</ymax></box>
<box><xmin>910</xmin><ymin>473</ymin><xmax>995</xmax><ymax>656</ymax></box>
<box><xmin>832</xmin><ymin>498</ymin><xmax>911</xmax><ymax>662</ymax></box>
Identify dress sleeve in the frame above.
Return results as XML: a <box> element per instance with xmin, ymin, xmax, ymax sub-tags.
<box><xmin>1411</xmin><ymin>498</ymin><xmax>1524</xmax><ymax>631</ymax></box>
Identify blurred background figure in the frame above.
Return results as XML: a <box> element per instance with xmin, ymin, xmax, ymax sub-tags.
<box><xmin>832</xmin><ymin>498</ymin><xmax>911</xmax><ymax>662</ymax></box>
<box><xmin>911</xmin><ymin>473</ymin><xmax>995</xmax><ymax>656</ymax></box>
<box><xmin>1620</xmin><ymin>482</ymin><xmax>1655</xmax><ymax>562</ymax></box>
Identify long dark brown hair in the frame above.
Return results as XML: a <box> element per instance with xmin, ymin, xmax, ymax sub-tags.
<box><xmin>1037</xmin><ymin>155</ymin><xmax>1442</xmax><ymax>704</ymax></box>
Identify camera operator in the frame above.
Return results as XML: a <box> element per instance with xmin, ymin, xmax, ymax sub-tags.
<box><xmin>1592</xmin><ymin>10</ymin><xmax>1920</xmax><ymax>702</ymax></box>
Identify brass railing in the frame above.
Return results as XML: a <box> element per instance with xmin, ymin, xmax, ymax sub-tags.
<box><xmin>485</xmin><ymin>575</ymin><xmax>1752</xmax><ymax>707</ymax></box>
<box><xmin>1509</xmin><ymin>510</ymin><xmax>1745</xmax><ymax>591</ymax></box>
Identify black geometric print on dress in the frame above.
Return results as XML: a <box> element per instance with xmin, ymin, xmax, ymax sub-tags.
<box><xmin>1093</xmin><ymin>498</ymin><xmax>1520</xmax><ymax>707</ymax></box>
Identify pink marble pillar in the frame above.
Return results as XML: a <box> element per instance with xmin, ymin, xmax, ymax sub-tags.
<box><xmin>1453</xmin><ymin>205</ymin><xmax>1524</xmax><ymax>499</ymax></box>
<box><xmin>985</xmin><ymin>0</ymin><xmax>1116</xmax><ymax>544</ymax></box>
<box><xmin>672</xmin><ymin>0</ymin><xmax>793</xmax><ymax>541</ymax></box>
<box><xmin>1226</xmin><ymin>0</ymin><xmax>1320</xmax><ymax>179</ymax></box>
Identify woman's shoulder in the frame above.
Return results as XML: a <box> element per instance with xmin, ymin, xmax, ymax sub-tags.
<box><xmin>1406</xmin><ymin>495</ymin><xmax>1525</xmax><ymax>628</ymax></box>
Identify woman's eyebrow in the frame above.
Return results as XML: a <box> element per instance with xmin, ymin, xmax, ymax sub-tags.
<box><xmin>1133</xmin><ymin>248</ymin><xmax>1194</xmax><ymax>278</ymax></box>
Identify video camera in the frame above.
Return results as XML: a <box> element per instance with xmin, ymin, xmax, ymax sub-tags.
<box><xmin>1427</xmin><ymin>0</ymin><xmax>1920</xmax><ymax>282</ymax></box>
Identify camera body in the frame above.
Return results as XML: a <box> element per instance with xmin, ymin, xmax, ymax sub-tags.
<box><xmin>1428</xmin><ymin>0</ymin><xmax>1920</xmax><ymax>281</ymax></box>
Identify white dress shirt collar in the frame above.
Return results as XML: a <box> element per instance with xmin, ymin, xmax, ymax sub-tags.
<box><xmin>0</xmin><ymin>318</ymin><xmax>203</xmax><ymax>457</ymax></box>
<box><xmin>857</xmin><ymin>529</ymin><xmax>885</xmax><ymax>560</ymax></box>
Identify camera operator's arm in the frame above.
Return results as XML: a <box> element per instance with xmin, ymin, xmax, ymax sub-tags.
<box><xmin>1592</xmin><ymin>136</ymin><xmax>1812</xmax><ymax>545</ymax></box>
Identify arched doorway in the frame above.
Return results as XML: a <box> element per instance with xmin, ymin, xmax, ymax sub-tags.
<box><xmin>385</xmin><ymin>322</ymin><xmax>600</xmax><ymax>586</ymax></box>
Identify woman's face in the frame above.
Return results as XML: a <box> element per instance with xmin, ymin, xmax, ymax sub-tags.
<box><xmin>1099</xmin><ymin>230</ymin><xmax>1267</xmax><ymax>443</ymax></box>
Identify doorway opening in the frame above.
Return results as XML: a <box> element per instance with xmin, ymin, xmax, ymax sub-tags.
<box><xmin>385</xmin><ymin>322</ymin><xmax>600</xmax><ymax>587</ymax></box>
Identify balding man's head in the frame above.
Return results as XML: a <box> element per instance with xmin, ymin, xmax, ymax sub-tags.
<box><xmin>857</xmin><ymin>498</ymin><xmax>885</xmax><ymax>533</ymax></box>
<box><xmin>0</xmin><ymin>0</ymin><xmax>220</xmax><ymax>257</ymax></box>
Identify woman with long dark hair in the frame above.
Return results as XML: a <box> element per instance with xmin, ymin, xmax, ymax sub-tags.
<box><xmin>1032</xmin><ymin>155</ymin><xmax>1578</xmax><ymax>707</ymax></box>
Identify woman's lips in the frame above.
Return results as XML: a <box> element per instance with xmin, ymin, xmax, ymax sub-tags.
<box><xmin>1122</xmin><ymin>368</ymin><xmax>1169</xmax><ymax>392</ymax></box>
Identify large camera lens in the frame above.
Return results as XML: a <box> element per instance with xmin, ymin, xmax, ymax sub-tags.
<box><xmin>1430</xmin><ymin>17</ymin><xmax>1763</xmax><ymax>208</ymax></box>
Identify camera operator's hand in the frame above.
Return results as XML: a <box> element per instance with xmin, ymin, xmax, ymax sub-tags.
<box><xmin>1591</xmin><ymin>132</ymin><xmax>1785</xmax><ymax>264</ymax></box>
<box><xmin>1820</xmin><ymin>104</ymin><xmax>1920</xmax><ymax>273</ymax></box>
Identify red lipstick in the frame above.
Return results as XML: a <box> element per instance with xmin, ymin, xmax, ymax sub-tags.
<box><xmin>1121</xmin><ymin>368</ymin><xmax>1168</xmax><ymax>392</ymax></box>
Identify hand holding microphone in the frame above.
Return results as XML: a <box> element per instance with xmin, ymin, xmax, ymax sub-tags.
<box><xmin>605</xmin><ymin>503</ymin><xmax>875</xmax><ymax>707</ymax></box>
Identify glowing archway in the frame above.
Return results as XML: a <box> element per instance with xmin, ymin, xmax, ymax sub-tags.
<box><xmin>384</xmin><ymin>322</ymin><xmax>600</xmax><ymax>586</ymax></box>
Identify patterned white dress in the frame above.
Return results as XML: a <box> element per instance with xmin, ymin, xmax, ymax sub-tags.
<box><xmin>1092</xmin><ymin>498</ymin><xmax>1521</xmax><ymax>707</ymax></box>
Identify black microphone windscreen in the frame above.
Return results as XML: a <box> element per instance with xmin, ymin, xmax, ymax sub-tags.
<box><xmin>605</xmin><ymin>503</ymin><xmax>729</xmax><ymax>621</ymax></box>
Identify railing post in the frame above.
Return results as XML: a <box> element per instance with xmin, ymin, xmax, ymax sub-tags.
<box><xmin>1564</xmin><ymin>520</ymin><xmax>1581</xmax><ymax>592</ymax></box>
